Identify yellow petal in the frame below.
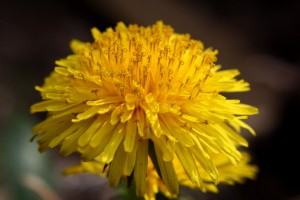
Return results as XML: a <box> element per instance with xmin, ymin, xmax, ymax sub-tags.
<box><xmin>124</xmin><ymin>142</ymin><xmax>138</xmax><ymax>176</ymax></box>
<box><xmin>78</xmin><ymin>115</ymin><xmax>105</xmax><ymax>147</ymax></box>
<box><xmin>108</xmin><ymin>144</ymin><xmax>127</xmax><ymax>187</ymax></box>
<box><xmin>150</xmin><ymin>134</ymin><xmax>174</xmax><ymax>162</ymax></box>
<box><xmin>31</xmin><ymin>100</ymin><xmax>68</xmax><ymax>113</ymax></box>
<box><xmin>175</xmin><ymin>144</ymin><xmax>202</xmax><ymax>187</ymax></box>
<box><xmin>91</xmin><ymin>27</ymin><xmax>102</xmax><ymax>40</ymax></box>
<box><xmin>124</xmin><ymin>118</ymin><xmax>137</xmax><ymax>152</ymax></box>
<box><xmin>120</xmin><ymin>108</ymin><xmax>134</xmax><ymax>123</ymax></box>
<box><xmin>48</xmin><ymin>121</ymin><xmax>83</xmax><ymax>148</ymax></box>
<box><xmin>87</xmin><ymin>96</ymin><xmax>122</xmax><ymax>106</ymax></box>
<box><xmin>59</xmin><ymin>119</ymin><xmax>92</xmax><ymax>156</ymax></box>
<box><xmin>110</xmin><ymin>104</ymin><xmax>124</xmax><ymax>125</ymax></box>
<box><xmin>154</xmin><ymin>143</ymin><xmax>179</xmax><ymax>195</ymax></box>
<box><xmin>90</xmin><ymin>120</ymin><xmax>115</xmax><ymax>148</ymax></box>
<box><xmin>134</xmin><ymin>139</ymin><xmax>148</xmax><ymax>197</ymax></box>
<box><xmin>72</xmin><ymin>106</ymin><xmax>100</xmax><ymax>122</ymax></box>
<box><xmin>137</xmin><ymin>108</ymin><xmax>145</xmax><ymax>137</ymax></box>
<box><xmin>125</xmin><ymin>93</ymin><xmax>136</xmax><ymax>110</ymax></box>
<box><xmin>101</xmin><ymin>123</ymin><xmax>125</xmax><ymax>163</ymax></box>
<box><xmin>51</xmin><ymin>104</ymin><xmax>88</xmax><ymax>119</ymax></box>
<box><xmin>190</xmin><ymin>146</ymin><xmax>219</xmax><ymax>184</ymax></box>
<box><xmin>161</xmin><ymin>115</ymin><xmax>194</xmax><ymax>147</ymax></box>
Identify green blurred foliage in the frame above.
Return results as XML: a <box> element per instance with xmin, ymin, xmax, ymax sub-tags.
<box><xmin>0</xmin><ymin>113</ymin><xmax>56</xmax><ymax>200</ymax></box>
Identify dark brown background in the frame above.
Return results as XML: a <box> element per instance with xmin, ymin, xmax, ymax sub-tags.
<box><xmin>0</xmin><ymin>0</ymin><xmax>299</xmax><ymax>199</ymax></box>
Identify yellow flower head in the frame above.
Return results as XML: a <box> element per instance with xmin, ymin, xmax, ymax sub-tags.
<box><xmin>31</xmin><ymin>21</ymin><xmax>258</xmax><ymax>197</ymax></box>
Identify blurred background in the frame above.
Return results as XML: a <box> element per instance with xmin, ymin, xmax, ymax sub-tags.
<box><xmin>0</xmin><ymin>0</ymin><xmax>299</xmax><ymax>199</ymax></box>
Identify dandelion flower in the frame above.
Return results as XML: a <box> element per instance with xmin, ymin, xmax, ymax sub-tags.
<box><xmin>31</xmin><ymin>21</ymin><xmax>258</xmax><ymax>197</ymax></box>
